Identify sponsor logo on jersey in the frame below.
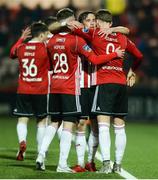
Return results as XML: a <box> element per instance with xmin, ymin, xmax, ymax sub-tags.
<box><xmin>83</xmin><ymin>45</ymin><xmax>92</xmax><ymax>52</ymax></box>
<box><xmin>52</xmin><ymin>75</ymin><xmax>69</xmax><ymax>80</ymax></box>
<box><xmin>102</xmin><ymin>66</ymin><xmax>123</xmax><ymax>71</ymax></box>
<box><xmin>22</xmin><ymin>77</ymin><xmax>42</xmax><ymax>82</ymax></box>
<box><xmin>56</xmin><ymin>38</ymin><xmax>66</xmax><ymax>43</ymax></box>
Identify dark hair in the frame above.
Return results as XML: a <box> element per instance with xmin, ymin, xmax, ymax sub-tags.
<box><xmin>96</xmin><ymin>9</ymin><xmax>112</xmax><ymax>22</ymax></box>
<box><xmin>78</xmin><ymin>11</ymin><xmax>95</xmax><ymax>23</ymax></box>
<box><xmin>56</xmin><ymin>8</ymin><xmax>74</xmax><ymax>21</ymax></box>
<box><xmin>30</xmin><ymin>22</ymin><xmax>48</xmax><ymax>38</ymax></box>
<box><xmin>44</xmin><ymin>16</ymin><xmax>57</xmax><ymax>26</ymax></box>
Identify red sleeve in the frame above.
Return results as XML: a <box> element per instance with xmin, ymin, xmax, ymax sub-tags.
<box><xmin>126</xmin><ymin>38</ymin><xmax>143</xmax><ymax>71</ymax></box>
<box><xmin>73</xmin><ymin>28</ymin><xmax>94</xmax><ymax>42</ymax></box>
<box><xmin>10</xmin><ymin>38</ymin><xmax>24</xmax><ymax>59</ymax></box>
<box><xmin>46</xmin><ymin>40</ymin><xmax>53</xmax><ymax>71</ymax></box>
<box><xmin>77</xmin><ymin>37</ymin><xmax>117</xmax><ymax>65</ymax></box>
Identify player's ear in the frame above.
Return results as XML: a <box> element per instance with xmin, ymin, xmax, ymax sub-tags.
<box><xmin>110</xmin><ymin>22</ymin><xmax>113</xmax><ymax>27</ymax></box>
<box><xmin>40</xmin><ymin>33</ymin><xmax>44</xmax><ymax>39</ymax></box>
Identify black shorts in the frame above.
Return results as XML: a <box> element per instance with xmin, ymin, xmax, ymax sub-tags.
<box><xmin>49</xmin><ymin>93</ymin><xmax>81</xmax><ymax>122</ymax></box>
<box><xmin>80</xmin><ymin>87</ymin><xmax>96</xmax><ymax>119</ymax></box>
<box><xmin>92</xmin><ymin>84</ymin><xmax>128</xmax><ymax>117</ymax></box>
<box><xmin>13</xmin><ymin>94</ymin><xmax>48</xmax><ymax>119</ymax></box>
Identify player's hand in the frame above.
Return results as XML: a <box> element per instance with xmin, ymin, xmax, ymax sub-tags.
<box><xmin>67</xmin><ymin>21</ymin><xmax>84</xmax><ymax>30</ymax></box>
<box><xmin>21</xmin><ymin>27</ymin><xmax>31</xmax><ymax>40</ymax></box>
<box><xmin>98</xmin><ymin>28</ymin><xmax>113</xmax><ymax>38</ymax></box>
<box><xmin>127</xmin><ymin>69</ymin><xmax>136</xmax><ymax>87</ymax></box>
<box><xmin>115</xmin><ymin>46</ymin><xmax>125</xmax><ymax>58</ymax></box>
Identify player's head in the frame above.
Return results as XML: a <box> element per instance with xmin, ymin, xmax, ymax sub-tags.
<box><xmin>44</xmin><ymin>16</ymin><xmax>57</xmax><ymax>28</ymax></box>
<box><xmin>30</xmin><ymin>22</ymin><xmax>49</xmax><ymax>42</ymax></box>
<box><xmin>78</xmin><ymin>11</ymin><xmax>96</xmax><ymax>28</ymax></box>
<box><xmin>96</xmin><ymin>9</ymin><xmax>112</xmax><ymax>28</ymax></box>
<box><xmin>44</xmin><ymin>16</ymin><xmax>58</xmax><ymax>34</ymax></box>
<box><xmin>56</xmin><ymin>8</ymin><xmax>75</xmax><ymax>24</ymax></box>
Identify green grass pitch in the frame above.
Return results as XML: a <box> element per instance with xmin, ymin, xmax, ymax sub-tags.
<box><xmin>0</xmin><ymin>116</ymin><xmax>158</xmax><ymax>179</ymax></box>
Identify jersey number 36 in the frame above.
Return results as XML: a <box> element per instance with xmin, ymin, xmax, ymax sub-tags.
<box><xmin>22</xmin><ymin>58</ymin><xmax>37</xmax><ymax>77</ymax></box>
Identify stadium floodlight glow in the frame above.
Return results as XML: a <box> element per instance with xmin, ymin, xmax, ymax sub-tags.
<box><xmin>53</xmin><ymin>0</ymin><xmax>70</xmax><ymax>10</ymax></box>
<box><xmin>39</xmin><ymin>0</ymin><xmax>54</xmax><ymax>10</ymax></box>
<box><xmin>72</xmin><ymin>0</ymin><xmax>89</xmax><ymax>9</ymax></box>
<box><xmin>5</xmin><ymin>0</ymin><xmax>21</xmax><ymax>9</ymax></box>
<box><xmin>21</xmin><ymin>0</ymin><xmax>39</xmax><ymax>10</ymax></box>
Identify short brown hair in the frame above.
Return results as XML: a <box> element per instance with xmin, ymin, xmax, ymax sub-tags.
<box><xmin>56</xmin><ymin>8</ymin><xmax>74</xmax><ymax>21</ymax></box>
<box><xmin>31</xmin><ymin>22</ymin><xmax>48</xmax><ymax>38</ymax></box>
<box><xmin>44</xmin><ymin>16</ymin><xmax>57</xmax><ymax>26</ymax></box>
<box><xmin>96</xmin><ymin>9</ymin><xmax>112</xmax><ymax>22</ymax></box>
<box><xmin>78</xmin><ymin>11</ymin><xmax>95</xmax><ymax>23</ymax></box>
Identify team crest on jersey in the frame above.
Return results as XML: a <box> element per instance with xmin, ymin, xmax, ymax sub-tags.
<box><xmin>56</xmin><ymin>38</ymin><xmax>66</xmax><ymax>43</ymax></box>
<box><xmin>83</xmin><ymin>45</ymin><xmax>92</xmax><ymax>52</ymax></box>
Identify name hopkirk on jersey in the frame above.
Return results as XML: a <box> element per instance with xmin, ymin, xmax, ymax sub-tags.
<box><xmin>54</xmin><ymin>45</ymin><xmax>65</xmax><ymax>50</ymax></box>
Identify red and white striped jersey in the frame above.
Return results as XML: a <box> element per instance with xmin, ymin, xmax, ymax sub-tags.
<box><xmin>47</xmin><ymin>32</ymin><xmax>118</xmax><ymax>95</ymax></box>
<box><xmin>79</xmin><ymin>57</ymin><xmax>97</xmax><ymax>88</ymax></box>
<box><xmin>80</xmin><ymin>56</ymin><xmax>91</xmax><ymax>88</ymax></box>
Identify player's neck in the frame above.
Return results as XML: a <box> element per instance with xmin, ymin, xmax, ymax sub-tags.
<box><xmin>30</xmin><ymin>37</ymin><xmax>42</xmax><ymax>43</ymax></box>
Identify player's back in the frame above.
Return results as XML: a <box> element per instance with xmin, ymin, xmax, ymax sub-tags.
<box><xmin>17</xmin><ymin>41</ymin><xmax>49</xmax><ymax>94</ymax></box>
<box><xmin>47</xmin><ymin>33</ymin><xmax>80</xmax><ymax>95</ymax></box>
<box><xmin>91</xmin><ymin>29</ymin><xmax>127</xmax><ymax>85</ymax></box>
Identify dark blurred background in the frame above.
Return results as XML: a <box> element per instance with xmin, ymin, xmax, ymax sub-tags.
<box><xmin>0</xmin><ymin>0</ymin><xmax>158</xmax><ymax>121</ymax></box>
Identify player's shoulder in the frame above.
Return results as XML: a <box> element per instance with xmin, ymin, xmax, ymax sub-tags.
<box><xmin>63</xmin><ymin>33</ymin><xmax>86</xmax><ymax>45</ymax></box>
<box><xmin>17</xmin><ymin>43</ymin><xmax>25</xmax><ymax>50</ymax></box>
<box><xmin>94</xmin><ymin>28</ymin><xmax>100</xmax><ymax>33</ymax></box>
<box><xmin>115</xmin><ymin>32</ymin><xmax>127</xmax><ymax>43</ymax></box>
<box><xmin>116</xmin><ymin>32</ymin><xmax>127</xmax><ymax>39</ymax></box>
<box><xmin>76</xmin><ymin>35</ymin><xmax>86</xmax><ymax>44</ymax></box>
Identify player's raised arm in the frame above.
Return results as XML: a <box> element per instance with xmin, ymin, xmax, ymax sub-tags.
<box><xmin>98</xmin><ymin>26</ymin><xmax>129</xmax><ymax>38</ymax></box>
<box><xmin>10</xmin><ymin>27</ymin><xmax>31</xmax><ymax>59</ymax></box>
<box><xmin>126</xmin><ymin>38</ymin><xmax>143</xmax><ymax>71</ymax></box>
<box><xmin>112</xmin><ymin>26</ymin><xmax>129</xmax><ymax>35</ymax></box>
<box><xmin>72</xmin><ymin>27</ymin><xmax>94</xmax><ymax>42</ymax></box>
<box><xmin>77</xmin><ymin>37</ymin><xmax>125</xmax><ymax>65</ymax></box>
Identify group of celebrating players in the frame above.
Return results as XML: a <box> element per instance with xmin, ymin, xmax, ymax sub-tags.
<box><xmin>10</xmin><ymin>7</ymin><xmax>143</xmax><ymax>173</ymax></box>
